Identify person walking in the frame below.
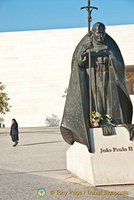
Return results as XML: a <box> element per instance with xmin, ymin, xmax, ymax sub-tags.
<box><xmin>10</xmin><ymin>119</ymin><xmax>19</xmax><ymax>147</ymax></box>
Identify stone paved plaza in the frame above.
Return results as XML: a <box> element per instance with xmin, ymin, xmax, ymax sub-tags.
<box><xmin>0</xmin><ymin>127</ymin><xmax>134</xmax><ymax>200</ymax></box>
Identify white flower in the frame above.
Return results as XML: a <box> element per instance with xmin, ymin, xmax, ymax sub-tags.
<box><xmin>93</xmin><ymin>119</ymin><xmax>100</xmax><ymax>127</ymax></box>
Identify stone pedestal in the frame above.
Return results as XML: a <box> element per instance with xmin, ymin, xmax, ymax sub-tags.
<box><xmin>66</xmin><ymin>127</ymin><xmax>134</xmax><ymax>186</ymax></box>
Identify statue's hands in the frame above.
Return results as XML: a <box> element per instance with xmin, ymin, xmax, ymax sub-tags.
<box><xmin>81</xmin><ymin>51</ymin><xmax>88</xmax><ymax>59</ymax></box>
<box><xmin>96</xmin><ymin>56</ymin><xmax>109</xmax><ymax>65</ymax></box>
<box><xmin>81</xmin><ymin>39</ymin><xmax>93</xmax><ymax>55</ymax></box>
<box><xmin>78</xmin><ymin>38</ymin><xmax>93</xmax><ymax>67</ymax></box>
<box><xmin>102</xmin><ymin>124</ymin><xmax>115</xmax><ymax>136</ymax></box>
<box><xmin>80</xmin><ymin>41</ymin><xmax>93</xmax><ymax>60</ymax></box>
<box><xmin>78</xmin><ymin>47</ymin><xmax>88</xmax><ymax>67</ymax></box>
<box><xmin>83</xmin><ymin>40</ymin><xmax>93</xmax><ymax>52</ymax></box>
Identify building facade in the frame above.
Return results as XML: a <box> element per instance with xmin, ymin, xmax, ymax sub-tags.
<box><xmin>0</xmin><ymin>24</ymin><xmax>134</xmax><ymax>127</ymax></box>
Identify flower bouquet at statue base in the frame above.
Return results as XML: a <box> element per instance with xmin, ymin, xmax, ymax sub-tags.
<box><xmin>91</xmin><ymin>111</ymin><xmax>115</xmax><ymax>135</ymax></box>
<box><xmin>92</xmin><ymin>111</ymin><xmax>115</xmax><ymax>128</ymax></box>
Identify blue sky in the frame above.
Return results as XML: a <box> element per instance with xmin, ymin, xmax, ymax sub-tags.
<box><xmin>0</xmin><ymin>0</ymin><xmax>134</xmax><ymax>32</ymax></box>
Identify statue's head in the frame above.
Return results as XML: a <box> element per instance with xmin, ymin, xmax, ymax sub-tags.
<box><xmin>92</xmin><ymin>22</ymin><xmax>106</xmax><ymax>44</ymax></box>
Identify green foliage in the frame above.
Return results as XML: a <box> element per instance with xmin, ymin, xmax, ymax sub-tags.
<box><xmin>102</xmin><ymin>114</ymin><xmax>112</xmax><ymax>121</ymax></box>
<box><xmin>0</xmin><ymin>82</ymin><xmax>11</xmax><ymax>114</ymax></box>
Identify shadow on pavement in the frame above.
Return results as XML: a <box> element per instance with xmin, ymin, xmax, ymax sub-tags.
<box><xmin>0</xmin><ymin>168</ymin><xmax>67</xmax><ymax>176</ymax></box>
<box><xmin>20</xmin><ymin>140</ymin><xmax>63</xmax><ymax>146</ymax></box>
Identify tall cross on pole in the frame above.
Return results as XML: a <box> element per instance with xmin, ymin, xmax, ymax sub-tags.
<box><xmin>81</xmin><ymin>0</ymin><xmax>98</xmax><ymax>35</ymax></box>
<box><xmin>81</xmin><ymin>0</ymin><xmax>98</xmax><ymax>127</ymax></box>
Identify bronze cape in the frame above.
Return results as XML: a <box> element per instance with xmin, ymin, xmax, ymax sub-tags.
<box><xmin>60</xmin><ymin>33</ymin><xmax>133</xmax><ymax>152</ymax></box>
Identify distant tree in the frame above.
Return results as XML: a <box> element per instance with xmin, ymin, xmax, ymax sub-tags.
<box><xmin>45</xmin><ymin>114</ymin><xmax>60</xmax><ymax>127</ymax></box>
<box><xmin>0</xmin><ymin>82</ymin><xmax>11</xmax><ymax>114</ymax></box>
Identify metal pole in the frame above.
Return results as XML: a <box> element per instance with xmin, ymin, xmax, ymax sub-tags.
<box><xmin>88</xmin><ymin>0</ymin><xmax>90</xmax><ymax>34</ymax></box>
<box><xmin>88</xmin><ymin>0</ymin><xmax>93</xmax><ymax>127</ymax></box>
<box><xmin>81</xmin><ymin>0</ymin><xmax>98</xmax><ymax>127</ymax></box>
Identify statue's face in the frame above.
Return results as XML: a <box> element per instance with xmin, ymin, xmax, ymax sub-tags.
<box><xmin>93</xmin><ymin>25</ymin><xmax>105</xmax><ymax>44</ymax></box>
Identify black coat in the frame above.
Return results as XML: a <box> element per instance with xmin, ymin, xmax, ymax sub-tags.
<box><xmin>10</xmin><ymin>123</ymin><xmax>19</xmax><ymax>136</ymax></box>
